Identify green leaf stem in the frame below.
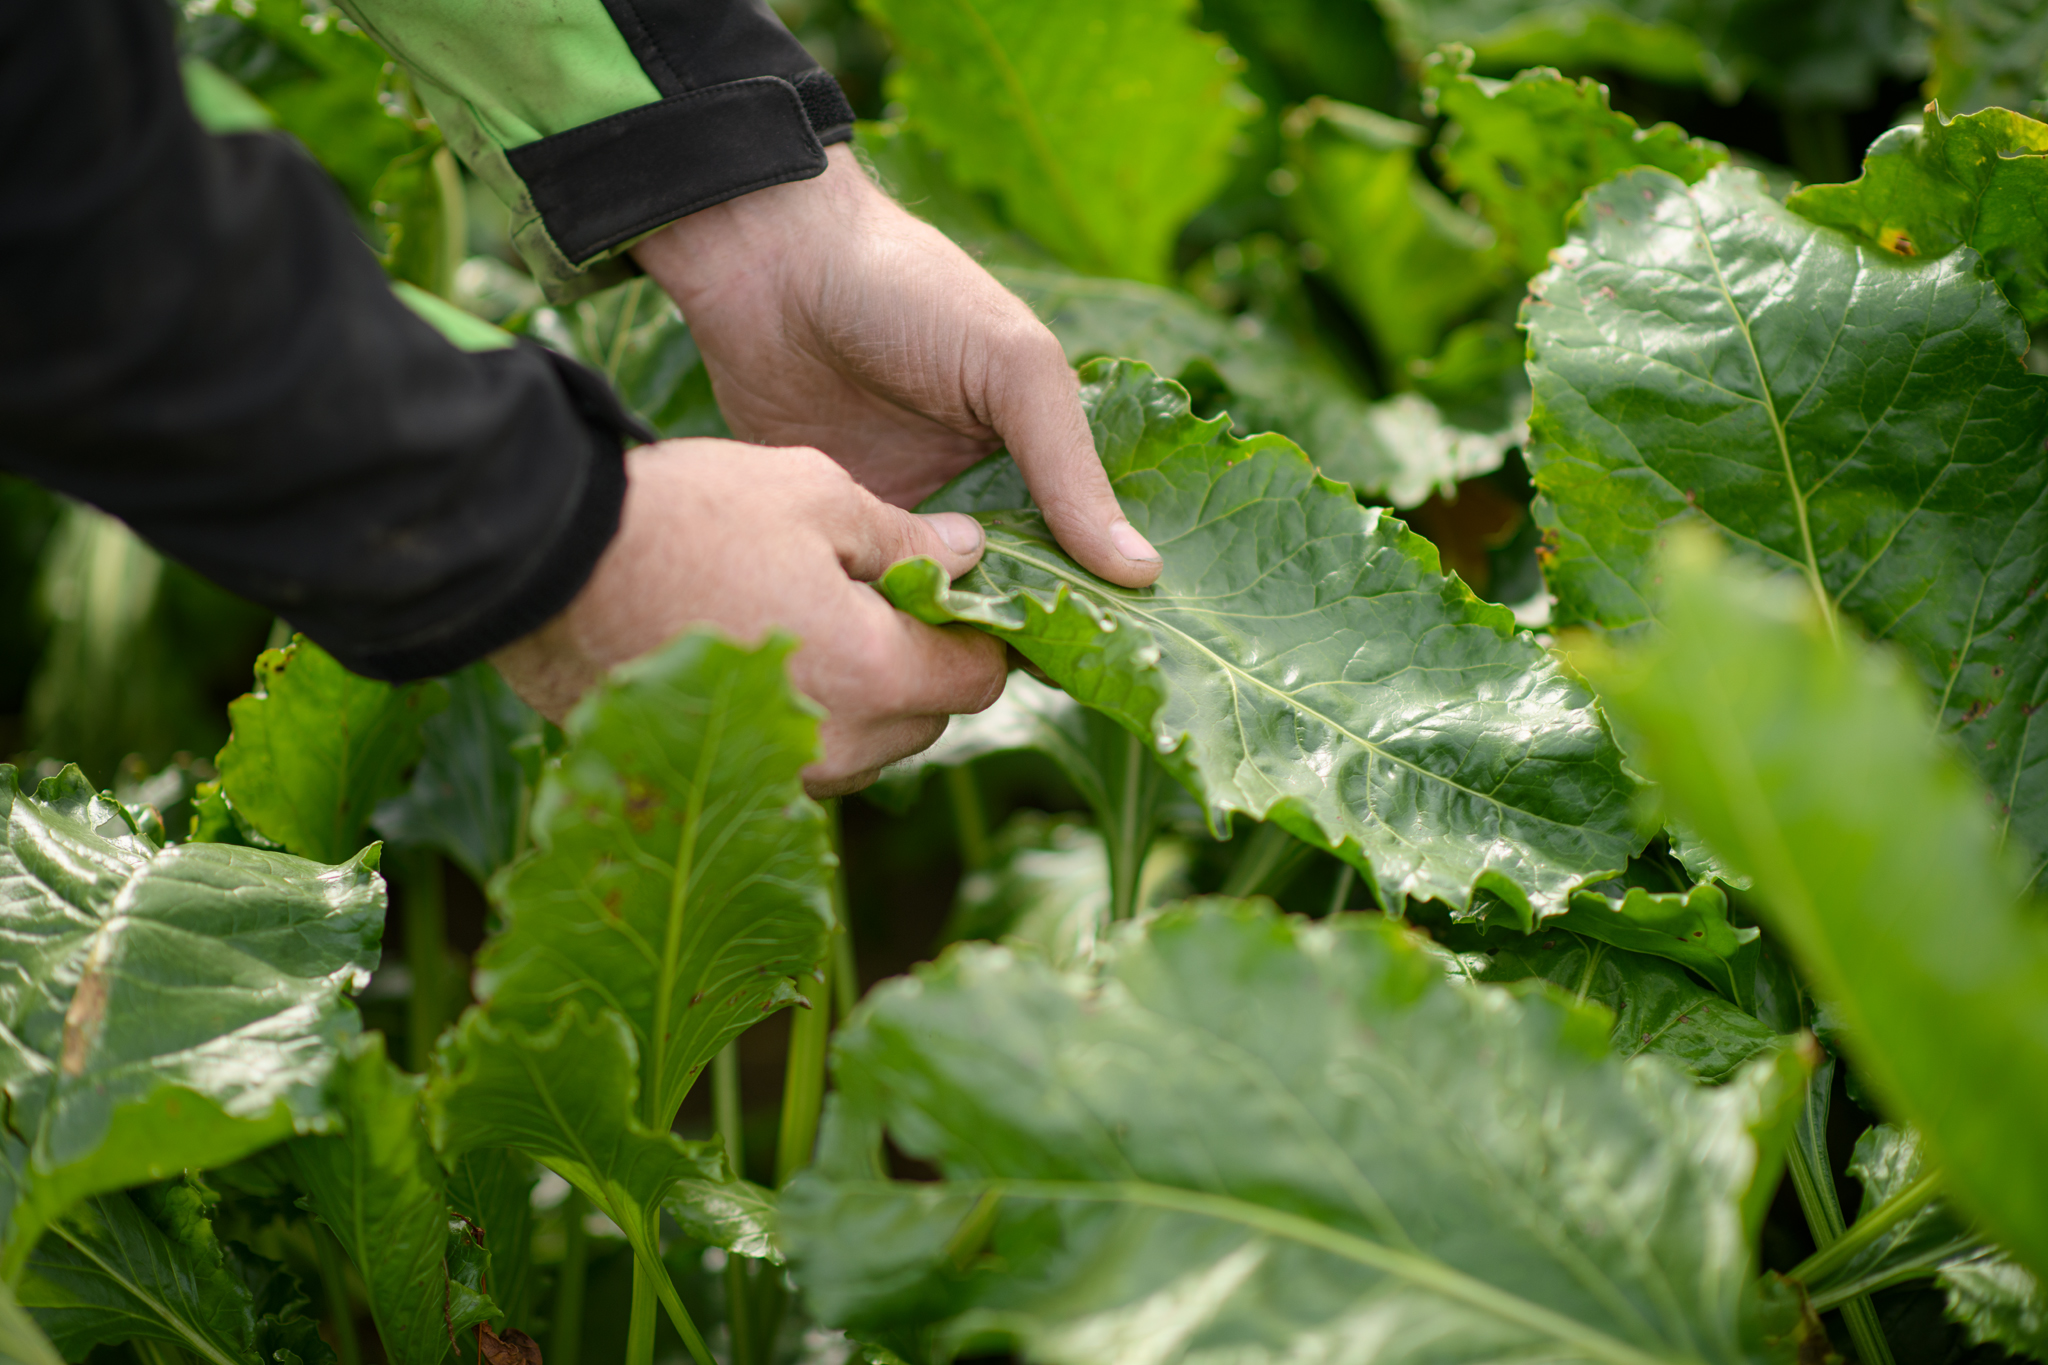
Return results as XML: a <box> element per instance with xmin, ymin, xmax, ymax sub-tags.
<box><xmin>785</xmin><ymin>900</ymin><xmax>1796</xmax><ymax>1364</ymax></box>
<box><xmin>883</xmin><ymin>360</ymin><xmax>1648</xmax><ymax>921</ymax></box>
<box><xmin>0</xmin><ymin>765</ymin><xmax>381</xmax><ymax>1274</ymax></box>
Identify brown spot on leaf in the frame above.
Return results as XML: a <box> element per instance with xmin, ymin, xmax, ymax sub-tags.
<box><xmin>61</xmin><ymin>966</ymin><xmax>110</xmax><ymax>1077</ymax></box>
<box><xmin>1879</xmin><ymin>227</ymin><xmax>1917</xmax><ymax>256</ymax></box>
<box><xmin>623</xmin><ymin>778</ymin><xmax>660</xmax><ymax>833</ymax></box>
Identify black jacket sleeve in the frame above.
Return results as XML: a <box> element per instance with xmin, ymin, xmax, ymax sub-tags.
<box><xmin>0</xmin><ymin>0</ymin><xmax>644</xmax><ymax>682</ymax></box>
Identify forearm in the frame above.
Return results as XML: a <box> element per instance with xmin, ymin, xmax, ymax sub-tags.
<box><xmin>0</xmin><ymin>0</ymin><xmax>642</xmax><ymax>680</ymax></box>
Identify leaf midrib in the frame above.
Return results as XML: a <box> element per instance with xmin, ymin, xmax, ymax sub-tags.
<box><xmin>1684</xmin><ymin>193</ymin><xmax>1835</xmax><ymax>636</ymax></box>
<box><xmin>982</xmin><ymin>536</ymin><xmax>1602</xmax><ymax>840</ymax></box>
<box><xmin>49</xmin><ymin>1216</ymin><xmax>242</xmax><ymax>1365</ymax></box>
<box><xmin>891</xmin><ymin>1176</ymin><xmax>1702</xmax><ymax>1365</ymax></box>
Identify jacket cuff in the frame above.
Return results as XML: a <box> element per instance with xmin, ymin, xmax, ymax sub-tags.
<box><xmin>507</xmin><ymin>70</ymin><xmax>852</xmax><ymax>268</ymax></box>
<box><xmin>330</xmin><ymin>347</ymin><xmax>651</xmax><ymax>682</ymax></box>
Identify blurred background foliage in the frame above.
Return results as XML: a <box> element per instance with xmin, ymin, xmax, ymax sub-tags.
<box><xmin>6</xmin><ymin>2</ymin><xmax>2044</xmax><ymax>1357</ymax></box>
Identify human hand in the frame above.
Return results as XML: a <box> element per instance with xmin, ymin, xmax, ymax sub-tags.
<box><xmin>630</xmin><ymin>144</ymin><xmax>1163</xmax><ymax>590</ymax></box>
<box><xmin>491</xmin><ymin>438</ymin><xmax>1007</xmax><ymax>796</ymax></box>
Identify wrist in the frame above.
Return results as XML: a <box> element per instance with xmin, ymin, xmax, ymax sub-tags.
<box><xmin>631</xmin><ymin>144</ymin><xmax>884</xmax><ymax>311</ymax></box>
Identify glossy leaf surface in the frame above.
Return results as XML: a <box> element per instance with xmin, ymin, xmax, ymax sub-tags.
<box><xmin>217</xmin><ymin>636</ymin><xmax>440</xmax><ymax>864</ymax></box>
<box><xmin>374</xmin><ymin>661</ymin><xmax>543</xmax><ymax>886</ymax></box>
<box><xmin>0</xmin><ymin>765</ymin><xmax>380</xmax><ymax>1272</ymax></box>
<box><xmin>291</xmin><ymin>1034</ymin><xmax>495</xmax><ymax>1363</ymax></box>
<box><xmin>861</xmin><ymin>0</ymin><xmax>1244</xmax><ymax>282</ymax></box>
<box><xmin>478</xmin><ymin>631</ymin><xmax>834</xmax><ymax>1130</ymax></box>
<box><xmin>1524</xmin><ymin>164</ymin><xmax>2048</xmax><ymax>881</ymax></box>
<box><xmin>1788</xmin><ymin>103</ymin><xmax>2048</xmax><ymax>323</ymax></box>
<box><xmin>785</xmin><ymin>901</ymin><xmax>1793</xmax><ymax>1364</ymax></box>
<box><xmin>883</xmin><ymin>361</ymin><xmax>1647</xmax><ymax>920</ymax></box>
<box><xmin>1580</xmin><ymin>536</ymin><xmax>2048</xmax><ymax>1284</ymax></box>
<box><xmin>1426</xmin><ymin>49</ymin><xmax>1726</xmax><ymax>278</ymax></box>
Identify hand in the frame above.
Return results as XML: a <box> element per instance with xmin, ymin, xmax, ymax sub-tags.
<box><xmin>491</xmin><ymin>439</ymin><xmax>1007</xmax><ymax>797</ymax></box>
<box><xmin>630</xmin><ymin>144</ymin><xmax>1164</xmax><ymax>588</ymax></box>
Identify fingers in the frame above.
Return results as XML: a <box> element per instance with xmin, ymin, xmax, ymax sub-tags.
<box><xmin>790</xmin><ymin>596</ymin><xmax>1008</xmax><ymax>788</ymax></box>
<box><xmin>815</xmin><ymin>459</ymin><xmax>988</xmax><ymax>581</ymax></box>
<box><xmin>978</xmin><ymin>325</ymin><xmax>1163</xmax><ymax>589</ymax></box>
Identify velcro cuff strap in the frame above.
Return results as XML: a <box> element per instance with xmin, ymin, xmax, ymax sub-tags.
<box><xmin>507</xmin><ymin>74</ymin><xmax>826</xmax><ymax>267</ymax></box>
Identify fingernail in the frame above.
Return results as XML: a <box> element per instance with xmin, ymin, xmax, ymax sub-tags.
<box><xmin>925</xmin><ymin>512</ymin><xmax>984</xmax><ymax>556</ymax></box>
<box><xmin>1110</xmin><ymin>519</ymin><xmax>1160</xmax><ymax>564</ymax></box>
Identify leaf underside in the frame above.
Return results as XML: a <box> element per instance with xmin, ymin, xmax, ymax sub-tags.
<box><xmin>887</xmin><ymin>359</ymin><xmax>1648</xmax><ymax>922</ymax></box>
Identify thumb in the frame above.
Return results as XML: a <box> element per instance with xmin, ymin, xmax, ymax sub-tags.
<box><xmin>981</xmin><ymin>329</ymin><xmax>1162</xmax><ymax>589</ymax></box>
<box><xmin>828</xmin><ymin>478</ymin><xmax>988</xmax><ymax>583</ymax></box>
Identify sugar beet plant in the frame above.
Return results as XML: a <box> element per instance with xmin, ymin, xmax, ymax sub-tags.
<box><xmin>7</xmin><ymin>1</ymin><xmax>2048</xmax><ymax>1364</ymax></box>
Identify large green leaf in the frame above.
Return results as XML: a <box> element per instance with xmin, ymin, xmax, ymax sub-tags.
<box><xmin>218</xmin><ymin>636</ymin><xmax>441</xmax><ymax>864</ymax></box>
<box><xmin>1916</xmin><ymin>0</ymin><xmax>2048</xmax><ymax>117</ymax></box>
<box><xmin>477</xmin><ymin>630</ymin><xmax>834</xmax><ymax>1132</ymax></box>
<box><xmin>1579</xmin><ymin>535</ymin><xmax>2048</xmax><ymax>1285</ymax></box>
<box><xmin>859</xmin><ymin>0</ymin><xmax>1246</xmax><ymax>283</ymax></box>
<box><xmin>784</xmin><ymin>900</ymin><xmax>1798</xmax><ymax>1364</ymax></box>
<box><xmin>1788</xmin><ymin>103</ymin><xmax>2048</xmax><ymax>324</ymax></box>
<box><xmin>0</xmin><ymin>764</ymin><xmax>381</xmax><ymax>1275</ymax></box>
<box><xmin>1283</xmin><ymin>100</ymin><xmax>1502</xmax><ymax>369</ymax></box>
<box><xmin>20</xmin><ymin>1182</ymin><xmax>330</xmax><ymax>1365</ymax></box>
<box><xmin>881</xmin><ymin>360</ymin><xmax>1647</xmax><ymax>921</ymax></box>
<box><xmin>291</xmin><ymin>1033</ymin><xmax>495</xmax><ymax>1364</ymax></box>
<box><xmin>1465</xmin><ymin>928</ymin><xmax>1779</xmax><ymax>1082</ymax></box>
<box><xmin>426</xmin><ymin>1005</ymin><xmax>725</xmax><ymax>1351</ymax></box>
<box><xmin>1425</xmin><ymin>49</ymin><xmax>1726</xmax><ymax>279</ymax></box>
<box><xmin>1523</xmin><ymin>164</ymin><xmax>2048</xmax><ymax>883</ymax></box>
<box><xmin>373</xmin><ymin>661</ymin><xmax>543</xmax><ymax>886</ymax></box>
